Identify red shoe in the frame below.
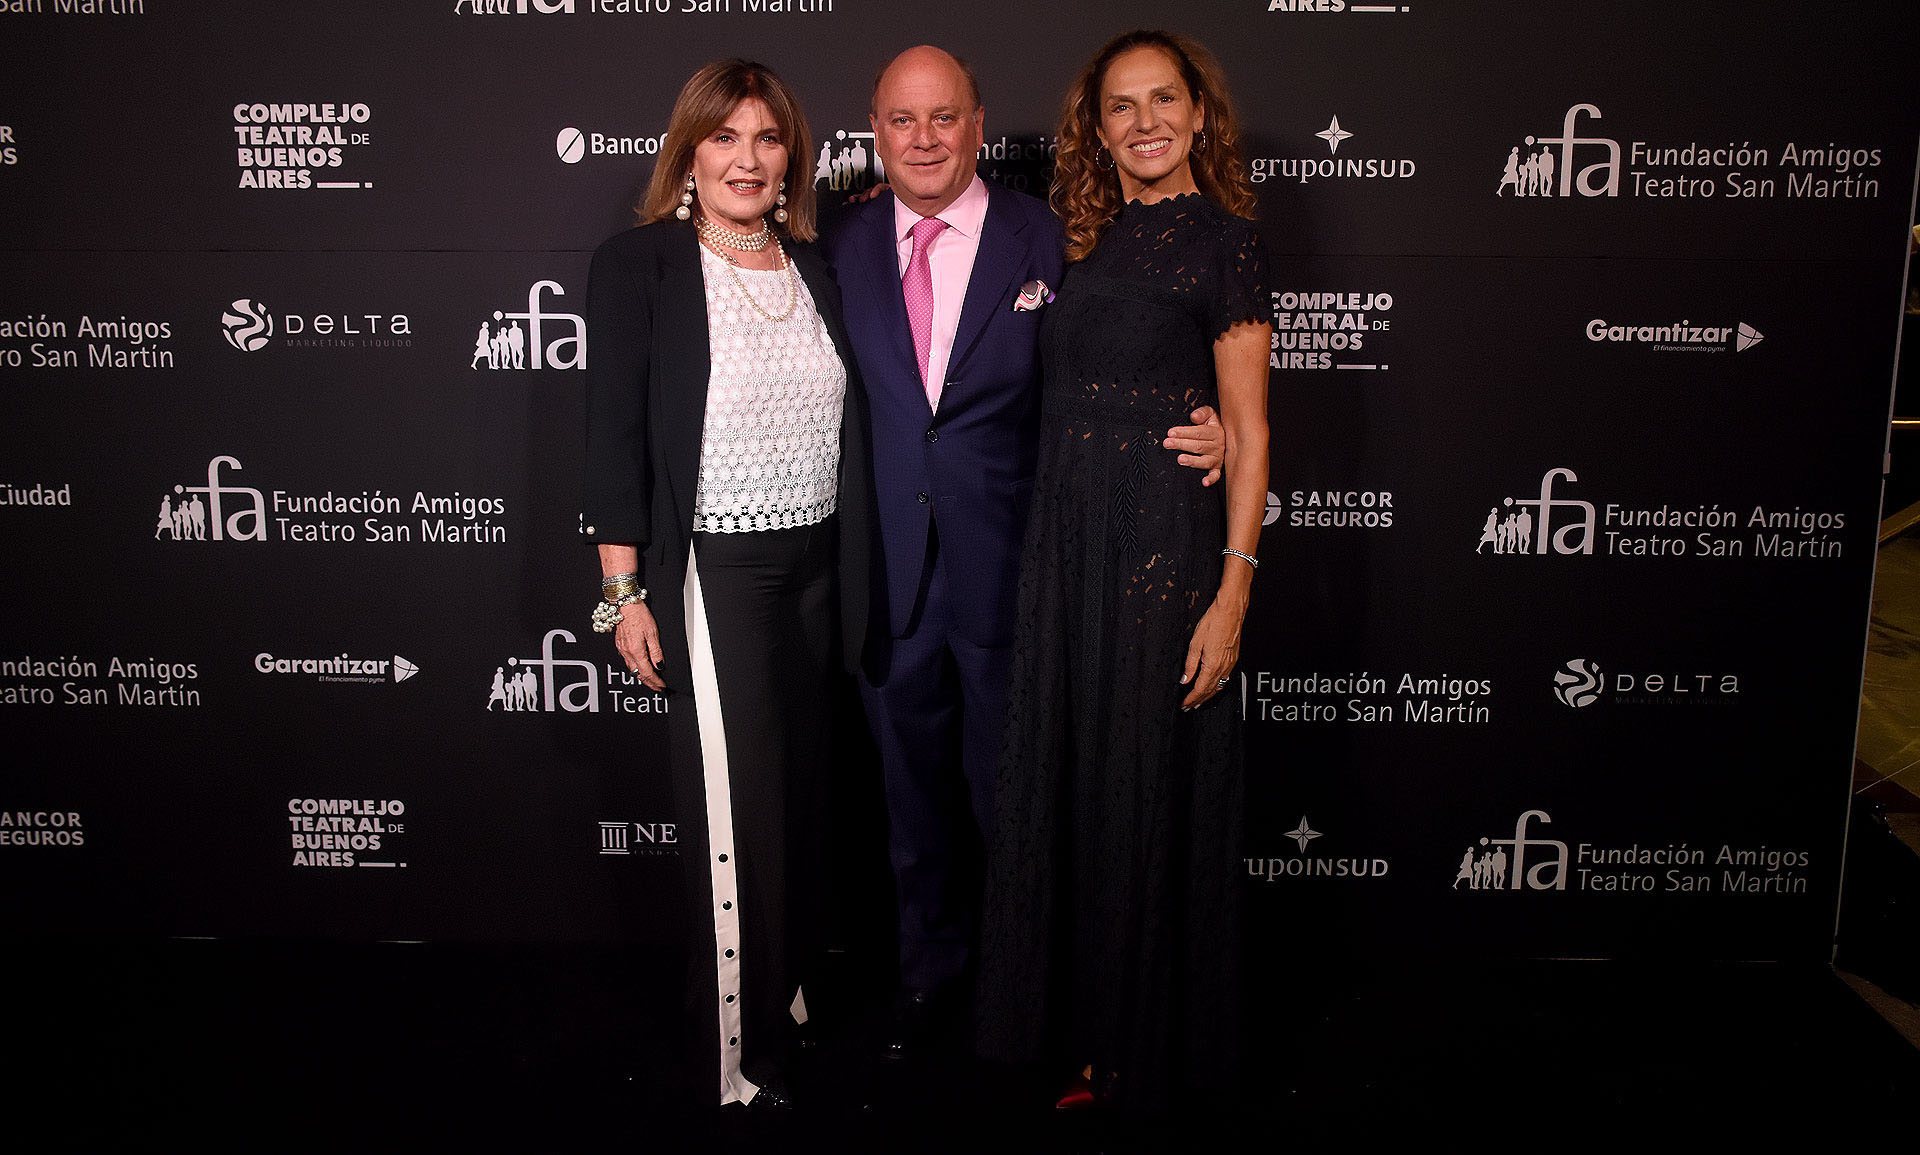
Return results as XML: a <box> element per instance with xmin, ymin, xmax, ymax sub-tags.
<box><xmin>1054</xmin><ymin>1065</ymin><xmax>1096</xmax><ymax>1110</ymax></box>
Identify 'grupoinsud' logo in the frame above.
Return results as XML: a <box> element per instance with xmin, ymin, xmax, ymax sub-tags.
<box><xmin>1496</xmin><ymin>104</ymin><xmax>1620</xmax><ymax>198</ymax></box>
<box><xmin>222</xmin><ymin>299</ymin><xmax>273</xmax><ymax>352</ymax></box>
<box><xmin>1553</xmin><ymin>659</ymin><xmax>1603</xmax><ymax>708</ymax></box>
<box><xmin>1245</xmin><ymin>815</ymin><xmax>1391</xmax><ymax>883</ymax></box>
<box><xmin>1250</xmin><ymin>115</ymin><xmax>1418</xmax><ymax>187</ymax></box>
<box><xmin>1452</xmin><ymin>810</ymin><xmax>1568</xmax><ymax>891</ymax></box>
<box><xmin>1473</xmin><ymin>468</ymin><xmax>1596</xmax><ymax>556</ymax></box>
<box><xmin>472</xmin><ymin>281</ymin><xmax>585</xmax><ymax>370</ymax></box>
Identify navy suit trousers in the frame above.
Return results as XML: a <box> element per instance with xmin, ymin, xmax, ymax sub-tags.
<box><xmin>858</xmin><ymin>520</ymin><xmax>1010</xmax><ymax>990</ymax></box>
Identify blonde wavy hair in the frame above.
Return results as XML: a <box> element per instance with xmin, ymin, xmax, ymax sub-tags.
<box><xmin>1052</xmin><ymin>31</ymin><xmax>1257</xmax><ymax>262</ymax></box>
<box><xmin>639</xmin><ymin>59</ymin><xmax>818</xmax><ymax>243</ymax></box>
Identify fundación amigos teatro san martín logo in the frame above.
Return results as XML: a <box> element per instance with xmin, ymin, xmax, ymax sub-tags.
<box><xmin>488</xmin><ymin>629</ymin><xmax>600</xmax><ymax>712</ymax></box>
<box><xmin>1472</xmin><ymin>467</ymin><xmax>1594</xmax><ymax>557</ymax></box>
<box><xmin>1453</xmin><ymin>810</ymin><xmax>1568</xmax><ymax>892</ymax></box>
<box><xmin>1498</xmin><ymin>103</ymin><xmax>1886</xmax><ymax>202</ymax></box>
<box><xmin>1497</xmin><ymin>104</ymin><xmax>1619</xmax><ymax>198</ymax></box>
<box><xmin>471</xmin><ymin>281</ymin><xmax>585</xmax><ymax>371</ymax></box>
<box><xmin>814</xmin><ymin>128</ymin><xmax>884</xmax><ymax>194</ymax></box>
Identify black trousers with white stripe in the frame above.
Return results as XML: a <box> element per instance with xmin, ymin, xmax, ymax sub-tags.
<box><xmin>668</xmin><ymin>518</ymin><xmax>835</xmax><ymax>1104</ymax></box>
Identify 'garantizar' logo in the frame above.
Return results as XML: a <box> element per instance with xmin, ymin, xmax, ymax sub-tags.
<box><xmin>222</xmin><ymin>300</ymin><xmax>273</xmax><ymax>352</ymax></box>
<box><xmin>255</xmin><ymin>652</ymin><xmax>419</xmax><ymax>683</ymax></box>
<box><xmin>1586</xmin><ymin>317</ymin><xmax>1763</xmax><ymax>353</ymax></box>
<box><xmin>1496</xmin><ymin>104</ymin><xmax>1620</xmax><ymax>198</ymax></box>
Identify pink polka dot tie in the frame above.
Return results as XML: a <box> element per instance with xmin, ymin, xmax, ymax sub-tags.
<box><xmin>903</xmin><ymin>215</ymin><xmax>948</xmax><ymax>407</ymax></box>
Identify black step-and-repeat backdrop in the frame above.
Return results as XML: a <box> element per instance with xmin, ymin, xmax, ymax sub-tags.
<box><xmin>3</xmin><ymin>1</ymin><xmax>1916</xmax><ymax>961</ymax></box>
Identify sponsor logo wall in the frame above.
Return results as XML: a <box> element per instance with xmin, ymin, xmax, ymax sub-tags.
<box><xmin>0</xmin><ymin>2</ymin><xmax>1913</xmax><ymax>961</ymax></box>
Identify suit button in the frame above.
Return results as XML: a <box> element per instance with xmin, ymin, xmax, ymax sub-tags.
<box><xmin>585</xmin><ymin>525</ymin><xmax>596</xmax><ymax>536</ymax></box>
<box><xmin>917</xmin><ymin>492</ymin><xmax>929</xmax><ymax>504</ymax></box>
<box><xmin>925</xmin><ymin>429</ymin><xmax>938</xmax><ymax>443</ymax></box>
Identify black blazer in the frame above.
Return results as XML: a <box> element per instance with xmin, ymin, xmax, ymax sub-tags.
<box><xmin>582</xmin><ymin>219</ymin><xmax>875</xmax><ymax>690</ymax></box>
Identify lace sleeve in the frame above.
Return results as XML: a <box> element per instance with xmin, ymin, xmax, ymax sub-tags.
<box><xmin>1207</xmin><ymin>219</ymin><xmax>1273</xmax><ymax>341</ymax></box>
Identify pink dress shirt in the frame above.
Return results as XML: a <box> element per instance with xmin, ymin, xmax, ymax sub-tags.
<box><xmin>892</xmin><ymin>174</ymin><xmax>990</xmax><ymax>411</ymax></box>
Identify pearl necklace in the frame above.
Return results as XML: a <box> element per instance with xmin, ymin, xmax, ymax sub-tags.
<box><xmin>702</xmin><ymin>235</ymin><xmax>798</xmax><ymax>323</ymax></box>
<box><xmin>694</xmin><ymin>214</ymin><xmax>772</xmax><ymax>253</ymax></box>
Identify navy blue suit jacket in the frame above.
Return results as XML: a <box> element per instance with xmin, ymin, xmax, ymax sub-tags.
<box><xmin>822</xmin><ymin>182</ymin><xmax>1066</xmax><ymax>649</ymax></box>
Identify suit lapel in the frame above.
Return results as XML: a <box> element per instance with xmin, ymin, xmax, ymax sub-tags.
<box><xmin>658</xmin><ymin>223</ymin><xmax>710</xmax><ymax>540</ymax></box>
<box><xmin>945</xmin><ymin>185</ymin><xmax>1030</xmax><ymax>384</ymax></box>
<box><xmin>850</xmin><ymin>195</ymin><xmax>925</xmax><ymax>408</ymax></box>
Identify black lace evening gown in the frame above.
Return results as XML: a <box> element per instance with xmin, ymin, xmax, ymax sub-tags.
<box><xmin>974</xmin><ymin>194</ymin><xmax>1272</xmax><ymax>1111</ymax></box>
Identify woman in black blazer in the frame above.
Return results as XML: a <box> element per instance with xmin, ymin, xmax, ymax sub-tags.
<box><xmin>582</xmin><ymin>58</ymin><xmax>871</xmax><ymax>1109</ymax></box>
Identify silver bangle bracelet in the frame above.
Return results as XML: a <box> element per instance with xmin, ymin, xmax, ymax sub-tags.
<box><xmin>1222</xmin><ymin>547</ymin><xmax>1259</xmax><ymax>570</ymax></box>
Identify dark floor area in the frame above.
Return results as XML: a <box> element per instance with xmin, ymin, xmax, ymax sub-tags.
<box><xmin>4</xmin><ymin>941</ymin><xmax>1914</xmax><ymax>1151</ymax></box>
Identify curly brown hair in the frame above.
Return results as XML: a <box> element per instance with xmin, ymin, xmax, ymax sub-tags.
<box><xmin>1052</xmin><ymin>30</ymin><xmax>1257</xmax><ymax>262</ymax></box>
<box><xmin>639</xmin><ymin>59</ymin><xmax>818</xmax><ymax>242</ymax></box>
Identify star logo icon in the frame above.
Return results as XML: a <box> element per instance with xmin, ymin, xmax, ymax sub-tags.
<box><xmin>1316</xmin><ymin>116</ymin><xmax>1353</xmax><ymax>155</ymax></box>
<box><xmin>1286</xmin><ymin>816</ymin><xmax>1322</xmax><ymax>853</ymax></box>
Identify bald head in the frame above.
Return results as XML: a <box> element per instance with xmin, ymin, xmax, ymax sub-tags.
<box><xmin>870</xmin><ymin>45</ymin><xmax>987</xmax><ymax>217</ymax></box>
<box><xmin>872</xmin><ymin>46</ymin><xmax>982</xmax><ymax>117</ymax></box>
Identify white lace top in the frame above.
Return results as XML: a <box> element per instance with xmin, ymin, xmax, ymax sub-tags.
<box><xmin>692</xmin><ymin>245</ymin><xmax>846</xmax><ymax>534</ymax></box>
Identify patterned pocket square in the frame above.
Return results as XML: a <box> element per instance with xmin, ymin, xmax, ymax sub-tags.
<box><xmin>1013</xmin><ymin>279</ymin><xmax>1055</xmax><ymax>311</ymax></box>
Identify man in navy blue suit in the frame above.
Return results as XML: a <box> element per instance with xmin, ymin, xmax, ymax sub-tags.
<box><xmin>822</xmin><ymin>46</ymin><xmax>1223</xmax><ymax>1049</ymax></box>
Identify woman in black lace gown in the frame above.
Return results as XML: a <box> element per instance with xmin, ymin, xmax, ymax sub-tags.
<box><xmin>975</xmin><ymin>31</ymin><xmax>1273</xmax><ymax>1112</ymax></box>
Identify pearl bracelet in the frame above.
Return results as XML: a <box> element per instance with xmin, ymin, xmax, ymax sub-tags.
<box><xmin>591</xmin><ymin>593</ymin><xmax>643</xmax><ymax>634</ymax></box>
